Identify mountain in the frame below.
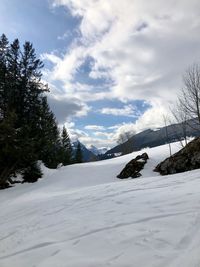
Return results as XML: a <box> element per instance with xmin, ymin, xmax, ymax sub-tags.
<box><xmin>72</xmin><ymin>141</ymin><xmax>97</xmax><ymax>162</ymax></box>
<box><xmin>1</xmin><ymin>141</ymin><xmax>200</xmax><ymax>266</ymax></box>
<box><xmin>98</xmin><ymin>147</ymin><xmax>109</xmax><ymax>154</ymax></box>
<box><xmin>106</xmin><ymin>119</ymin><xmax>200</xmax><ymax>156</ymax></box>
<box><xmin>87</xmin><ymin>145</ymin><xmax>109</xmax><ymax>155</ymax></box>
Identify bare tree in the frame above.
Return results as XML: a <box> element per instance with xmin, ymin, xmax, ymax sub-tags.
<box><xmin>170</xmin><ymin>100</ymin><xmax>188</xmax><ymax>147</ymax></box>
<box><xmin>163</xmin><ymin>115</ymin><xmax>172</xmax><ymax>156</ymax></box>
<box><xmin>179</xmin><ymin>63</ymin><xmax>200</xmax><ymax>131</ymax></box>
<box><xmin>117</xmin><ymin>131</ymin><xmax>135</xmax><ymax>155</ymax></box>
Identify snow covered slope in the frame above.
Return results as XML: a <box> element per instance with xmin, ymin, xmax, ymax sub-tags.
<box><xmin>1</xmin><ymin>142</ymin><xmax>200</xmax><ymax>267</ymax></box>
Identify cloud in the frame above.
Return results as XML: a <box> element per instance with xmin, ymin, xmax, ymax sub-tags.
<box><xmin>50</xmin><ymin>0</ymin><xmax>200</xmax><ymax>107</ymax></box>
<box><xmin>93</xmin><ymin>131</ymin><xmax>109</xmax><ymax>137</ymax></box>
<box><xmin>46</xmin><ymin>0</ymin><xmax>200</xmax><ymax>147</ymax></box>
<box><xmin>63</xmin><ymin>122</ymin><xmax>90</xmax><ymax>142</ymax></box>
<box><xmin>43</xmin><ymin>45</ymin><xmax>87</xmax><ymax>82</ymax></box>
<box><xmin>48</xmin><ymin>95</ymin><xmax>91</xmax><ymax>122</ymax></box>
<box><xmin>100</xmin><ymin>104</ymin><xmax>139</xmax><ymax>117</ymax></box>
<box><xmin>85</xmin><ymin>125</ymin><xmax>105</xmax><ymax>130</ymax></box>
<box><xmin>111</xmin><ymin>102</ymin><xmax>170</xmax><ymax>140</ymax></box>
<box><xmin>65</xmin><ymin>124</ymin><xmax>114</xmax><ymax>147</ymax></box>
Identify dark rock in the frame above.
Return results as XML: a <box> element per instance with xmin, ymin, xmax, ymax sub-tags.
<box><xmin>154</xmin><ymin>137</ymin><xmax>200</xmax><ymax>175</ymax></box>
<box><xmin>117</xmin><ymin>153</ymin><xmax>149</xmax><ymax>179</ymax></box>
<box><xmin>139</xmin><ymin>153</ymin><xmax>149</xmax><ymax>160</ymax></box>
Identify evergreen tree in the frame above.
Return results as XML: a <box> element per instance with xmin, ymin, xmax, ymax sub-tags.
<box><xmin>0</xmin><ymin>111</ymin><xmax>40</xmax><ymax>188</ymax></box>
<box><xmin>7</xmin><ymin>39</ymin><xmax>20</xmax><ymax>113</ymax></box>
<box><xmin>75</xmin><ymin>141</ymin><xmax>83</xmax><ymax>163</ymax></box>
<box><xmin>37</xmin><ymin>96</ymin><xmax>61</xmax><ymax>168</ymax></box>
<box><xmin>0</xmin><ymin>34</ymin><xmax>69</xmax><ymax>187</ymax></box>
<box><xmin>0</xmin><ymin>111</ymin><xmax>19</xmax><ymax>187</ymax></box>
<box><xmin>19</xmin><ymin>41</ymin><xmax>47</xmax><ymax>126</ymax></box>
<box><xmin>0</xmin><ymin>34</ymin><xmax>9</xmax><ymax>119</ymax></box>
<box><xmin>22</xmin><ymin>161</ymin><xmax>43</xmax><ymax>183</ymax></box>
<box><xmin>61</xmin><ymin>126</ymin><xmax>72</xmax><ymax>165</ymax></box>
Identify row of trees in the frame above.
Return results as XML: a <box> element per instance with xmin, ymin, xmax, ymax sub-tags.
<box><xmin>0</xmin><ymin>34</ymin><xmax>82</xmax><ymax>189</ymax></box>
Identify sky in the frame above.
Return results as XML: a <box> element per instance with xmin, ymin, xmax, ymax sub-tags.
<box><xmin>1</xmin><ymin>0</ymin><xmax>200</xmax><ymax>149</ymax></box>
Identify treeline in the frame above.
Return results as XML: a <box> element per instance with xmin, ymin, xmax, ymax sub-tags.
<box><xmin>0</xmin><ymin>34</ymin><xmax>82</xmax><ymax>189</ymax></box>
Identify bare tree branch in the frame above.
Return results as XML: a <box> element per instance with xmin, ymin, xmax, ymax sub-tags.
<box><xmin>178</xmin><ymin>63</ymin><xmax>200</xmax><ymax>130</ymax></box>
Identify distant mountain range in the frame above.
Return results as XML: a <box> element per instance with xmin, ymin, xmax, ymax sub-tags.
<box><xmin>72</xmin><ymin>143</ymin><xmax>109</xmax><ymax>162</ymax></box>
<box><xmin>105</xmin><ymin>119</ymin><xmax>200</xmax><ymax>156</ymax></box>
<box><xmin>74</xmin><ymin>119</ymin><xmax>200</xmax><ymax>162</ymax></box>
<box><xmin>87</xmin><ymin>145</ymin><xmax>109</xmax><ymax>156</ymax></box>
<box><xmin>72</xmin><ymin>141</ymin><xmax>97</xmax><ymax>162</ymax></box>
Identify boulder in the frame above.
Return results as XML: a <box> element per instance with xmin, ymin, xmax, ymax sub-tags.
<box><xmin>154</xmin><ymin>138</ymin><xmax>200</xmax><ymax>175</ymax></box>
<box><xmin>117</xmin><ymin>152</ymin><xmax>149</xmax><ymax>179</ymax></box>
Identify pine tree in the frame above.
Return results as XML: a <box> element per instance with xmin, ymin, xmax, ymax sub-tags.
<box><xmin>38</xmin><ymin>97</ymin><xmax>61</xmax><ymax>168</ymax></box>
<box><xmin>22</xmin><ymin>161</ymin><xmax>43</xmax><ymax>183</ymax></box>
<box><xmin>7</xmin><ymin>39</ymin><xmax>20</xmax><ymax>113</ymax></box>
<box><xmin>0</xmin><ymin>34</ymin><xmax>69</xmax><ymax>186</ymax></box>
<box><xmin>61</xmin><ymin>126</ymin><xmax>72</xmax><ymax>165</ymax></box>
<box><xmin>75</xmin><ymin>141</ymin><xmax>83</xmax><ymax>163</ymax></box>
<box><xmin>20</xmin><ymin>41</ymin><xmax>47</xmax><ymax>126</ymax></box>
<box><xmin>0</xmin><ymin>34</ymin><xmax>9</xmax><ymax>119</ymax></box>
<box><xmin>0</xmin><ymin>111</ymin><xmax>40</xmax><ymax>188</ymax></box>
<box><xmin>0</xmin><ymin>111</ymin><xmax>19</xmax><ymax>188</ymax></box>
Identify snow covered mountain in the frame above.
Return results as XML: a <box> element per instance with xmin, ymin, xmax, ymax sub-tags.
<box><xmin>72</xmin><ymin>141</ymin><xmax>97</xmax><ymax>161</ymax></box>
<box><xmin>87</xmin><ymin>145</ymin><xmax>109</xmax><ymax>155</ymax></box>
<box><xmin>0</xmin><ymin>141</ymin><xmax>200</xmax><ymax>267</ymax></box>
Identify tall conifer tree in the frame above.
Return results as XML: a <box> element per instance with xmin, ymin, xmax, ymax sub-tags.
<box><xmin>75</xmin><ymin>141</ymin><xmax>83</xmax><ymax>163</ymax></box>
<box><xmin>61</xmin><ymin>126</ymin><xmax>72</xmax><ymax>165</ymax></box>
<box><xmin>0</xmin><ymin>34</ymin><xmax>9</xmax><ymax>119</ymax></box>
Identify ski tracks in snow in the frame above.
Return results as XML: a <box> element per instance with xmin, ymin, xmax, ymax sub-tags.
<box><xmin>1</xmin><ymin>142</ymin><xmax>200</xmax><ymax>266</ymax></box>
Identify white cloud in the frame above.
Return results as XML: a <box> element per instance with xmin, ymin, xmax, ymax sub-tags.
<box><xmin>42</xmin><ymin>53</ymin><xmax>61</xmax><ymax>65</ymax></box>
<box><xmin>63</xmin><ymin>121</ymin><xmax>75</xmax><ymax>129</ymax></box>
<box><xmin>43</xmin><ymin>45</ymin><xmax>87</xmax><ymax>82</ymax></box>
<box><xmin>100</xmin><ymin>104</ymin><xmax>139</xmax><ymax>117</ymax></box>
<box><xmin>47</xmin><ymin>0</ymin><xmax>200</xmax><ymax>147</ymax></box>
<box><xmin>111</xmin><ymin>102</ymin><xmax>170</xmax><ymax>139</ymax></box>
<box><xmin>64</xmin><ymin>123</ymin><xmax>90</xmax><ymax>142</ymax></box>
<box><xmin>66</xmin><ymin>126</ymin><xmax>115</xmax><ymax>147</ymax></box>
<box><xmin>93</xmin><ymin>131</ymin><xmax>110</xmax><ymax>138</ymax></box>
<box><xmin>49</xmin><ymin>0</ymin><xmax>200</xmax><ymax>106</ymax></box>
<box><xmin>85</xmin><ymin>125</ymin><xmax>105</xmax><ymax>130</ymax></box>
<box><xmin>78</xmin><ymin>135</ymin><xmax>114</xmax><ymax>148</ymax></box>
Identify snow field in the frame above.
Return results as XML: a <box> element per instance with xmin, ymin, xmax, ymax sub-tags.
<box><xmin>0</xmin><ymin>141</ymin><xmax>200</xmax><ymax>266</ymax></box>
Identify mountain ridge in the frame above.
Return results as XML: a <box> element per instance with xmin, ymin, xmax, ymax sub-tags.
<box><xmin>106</xmin><ymin>119</ymin><xmax>200</xmax><ymax>156</ymax></box>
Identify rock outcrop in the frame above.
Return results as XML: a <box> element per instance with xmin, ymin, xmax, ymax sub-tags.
<box><xmin>154</xmin><ymin>138</ymin><xmax>200</xmax><ymax>175</ymax></box>
<box><xmin>117</xmin><ymin>153</ymin><xmax>149</xmax><ymax>179</ymax></box>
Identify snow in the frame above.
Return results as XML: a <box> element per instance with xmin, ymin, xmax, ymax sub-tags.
<box><xmin>87</xmin><ymin>145</ymin><xmax>109</xmax><ymax>155</ymax></box>
<box><xmin>1</xmin><ymin>141</ymin><xmax>200</xmax><ymax>267</ymax></box>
